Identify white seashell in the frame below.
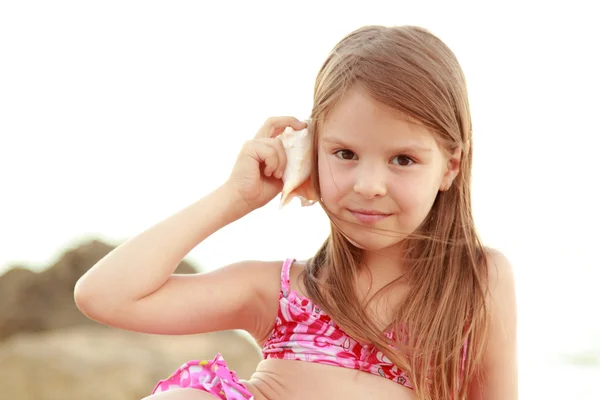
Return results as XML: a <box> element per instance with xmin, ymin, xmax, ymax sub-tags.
<box><xmin>278</xmin><ymin>125</ymin><xmax>319</xmax><ymax>208</ymax></box>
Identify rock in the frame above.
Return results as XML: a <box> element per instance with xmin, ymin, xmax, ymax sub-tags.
<box><xmin>0</xmin><ymin>239</ymin><xmax>261</xmax><ymax>400</ymax></box>
<box><xmin>0</xmin><ymin>325</ymin><xmax>261</xmax><ymax>400</ymax></box>
<box><xmin>0</xmin><ymin>240</ymin><xmax>197</xmax><ymax>341</ymax></box>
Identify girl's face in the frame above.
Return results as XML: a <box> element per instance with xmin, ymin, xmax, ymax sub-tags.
<box><xmin>317</xmin><ymin>86</ymin><xmax>460</xmax><ymax>253</ymax></box>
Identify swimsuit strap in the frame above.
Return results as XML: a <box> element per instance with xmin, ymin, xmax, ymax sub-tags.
<box><xmin>281</xmin><ymin>258</ymin><xmax>294</xmax><ymax>297</ymax></box>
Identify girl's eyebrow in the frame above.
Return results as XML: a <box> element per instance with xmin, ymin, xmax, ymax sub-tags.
<box><xmin>322</xmin><ymin>136</ymin><xmax>432</xmax><ymax>153</ymax></box>
<box><xmin>321</xmin><ymin>136</ymin><xmax>347</xmax><ymax>146</ymax></box>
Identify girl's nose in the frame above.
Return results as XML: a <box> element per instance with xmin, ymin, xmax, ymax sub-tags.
<box><xmin>353</xmin><ymin>165</ymin><xmax>387</xmax><ymax>199</ymax></box>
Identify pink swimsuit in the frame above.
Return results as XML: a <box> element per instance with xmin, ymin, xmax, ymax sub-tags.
<box><xmin>262</xmin><ymin>258</ymin><xmax>413</xmax><ymax>387</ymax></box>
<box><xmin>151</xmin><ymin>258</ymin><xmax>415</xmax><ymax>398</ymax></box>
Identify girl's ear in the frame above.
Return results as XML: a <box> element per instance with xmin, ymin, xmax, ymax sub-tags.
<box><xmin>439</xmin><ymin>147</ymin><xmax>461</xmax><ymax>191</ymax></box>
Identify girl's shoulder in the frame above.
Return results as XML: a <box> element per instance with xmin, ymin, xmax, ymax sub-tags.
<box><xmin>468</xmin><ymin>248</ymin><xmax>518</xmax><ymax>398</ymax></box>
<box><xmin>482</xmin><ymin>247</ymin><xmax>514</xmax><ymax>288</ymax></box>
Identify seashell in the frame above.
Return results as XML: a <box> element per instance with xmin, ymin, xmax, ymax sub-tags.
<box><xmin>278</xmin><ymin>125</ymin><xmax>319</xmax><ymax>208</ymax></box>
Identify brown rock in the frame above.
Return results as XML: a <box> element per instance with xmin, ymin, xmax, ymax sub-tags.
<box><xmin>0</xmin><ymin>239</ymin><xmax>197</xmax><ymax>341</ymax></box>
<box><xmin>0</xmin><ymin>240</ymin><xmax>262</xmax><ymax>399</ymax></box>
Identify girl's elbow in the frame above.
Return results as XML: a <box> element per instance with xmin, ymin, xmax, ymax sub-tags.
<box><xmin>73</xmin><ymin>276</ymin><xmax>113</xmax><ymax>322</ymax></box>
<box><xmin>73</xmin><ymin>278</ymin><xmax>99</xmax><ymax>319</ymax></box>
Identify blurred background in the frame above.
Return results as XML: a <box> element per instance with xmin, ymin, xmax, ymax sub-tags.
<box><xmin>1</xmin><ymin>1</ymin><xmax>598</xmax><ymax>399</ymax></box>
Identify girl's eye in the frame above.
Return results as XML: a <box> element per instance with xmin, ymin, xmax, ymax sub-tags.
<box><xmin>392</xmin><ymin>155</ymin><xmax>414</xmax><ymax>166</ymax></box>
<box><xmin>334</xmin><ymin>149</ymin><xmax>357</xmax><ymax>160</ymax></box>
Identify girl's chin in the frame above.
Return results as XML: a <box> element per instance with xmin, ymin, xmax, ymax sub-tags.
<box><xmin>338</xmin><ymin>226</ymin><xmax>407</xmax><ymax>252</ymax></box>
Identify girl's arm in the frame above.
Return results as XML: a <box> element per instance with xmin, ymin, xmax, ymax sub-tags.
<box><xmin>468</xmin><ymin>249</ymin><xmax>519</xmax><ymax>399</ymax></box>
<box><xmin>73</xmin><ymin>184</ymin><xmax>281</xmax><ymax>341</ymax></box>
<box><xmin>74</xmin><ymin>116</ymin><xmax>306</xmax><ymax>341</ymax></box>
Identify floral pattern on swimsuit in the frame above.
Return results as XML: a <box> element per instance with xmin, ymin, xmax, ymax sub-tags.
<box><xmin>261</xmin><ymin>258</ymin><xmax>414</xmax><ymax>389</ymax></box>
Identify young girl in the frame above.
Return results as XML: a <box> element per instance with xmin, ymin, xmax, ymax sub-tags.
<box><xmin>74</xmin><ymin>25</ymin><xmax>518</xmax><ymax>400</ymax></box>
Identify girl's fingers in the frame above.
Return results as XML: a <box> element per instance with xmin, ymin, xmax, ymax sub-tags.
<box><xmin>255</xmin><ymin>116</ymin><xmax>308</xmax><ymax>139</ymax></box>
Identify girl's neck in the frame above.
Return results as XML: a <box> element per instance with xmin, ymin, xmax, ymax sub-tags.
<box><xmin>359</xmin><ymin>245</ymin><xmax>409</xmax><ymax>290</ymax></box>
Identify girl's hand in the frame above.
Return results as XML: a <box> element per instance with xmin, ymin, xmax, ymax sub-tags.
<box><xmin>226</xmin><ymin>116</ymin><xmax>308</xmax><ymax>212</ymax></box>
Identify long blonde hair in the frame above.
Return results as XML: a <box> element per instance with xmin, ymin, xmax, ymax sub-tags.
<box><xmin>303</xmin><ymin>25</ymin><xmax>489</xmax><ymax>399</ymax></box>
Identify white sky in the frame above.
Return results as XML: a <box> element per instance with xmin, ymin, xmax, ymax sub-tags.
<box><xmin>1</xmin><ymin>1</ymin><xmax>599</xmax><ymax>398</ymax></box>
